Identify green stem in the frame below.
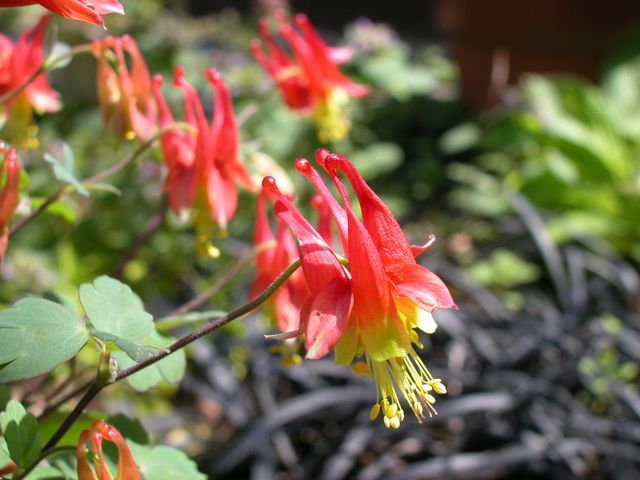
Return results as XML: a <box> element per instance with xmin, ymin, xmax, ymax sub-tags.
<box><xmin>0</xmin><ymin>44</ymin><xmax>93</xmax><ymax>106</ymax></box>
<box><xmin>12</xmin><ymin>446</ymin><xmax>76</xmax><ymax>480</ymax></box>
<box><xmin>39</xmin><ymin>259</ymin><xmax>301</xmax><ymax>455</ymax></box>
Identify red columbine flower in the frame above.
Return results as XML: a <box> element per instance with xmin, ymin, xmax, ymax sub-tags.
<box><xmin>77</xmin><ymin>419</ymin><xmax>140</xmax><ymax>480</ymax></box>
<box><xmin>0</xmin><ymin>0</ymin><xmax>124</xmax><ymax>27</ymax></box>
<box><xmin>0</xmin><ymin>15</ymin><xmax>61</xmax><ymax>148</ymax></box>
<box><xmin>250</xmin><ymin>190</ymin><xmax>311</xmax><ymax>365</ymax></box>
<box><xmin>263</xmin><ymin>150</ymin><xmax>456</xmax><ymax>427</ymax></box>
<box><xmin>0</xmin><ymin>143</ymin><xmax>21</xmax><ymax>260</ymax></box>
<box><xmin>321</xmin><ymin>151</ymin><xmax>455</xmax><ymax>427</ymax></box>
<box><xmin>262</xmin><ymin>176</ymin><xmax>353</xmax><ymax>360</ymax></box>
<box><xmin>251</xmin><ymin>11</ymin><xmax>368</xmax><ymax>141</ymax></box>
<box><xmin>153</xmin><ymin>67</ymin><xmax>254</xmax><ymax>254</ymax></box>
<box><xmin>92</xmin><ymin>35</ymin><xmax>157</xmax><ymax>140</ymax></box>
<box><xmin>251</xmin><ymin>190</ymin><xmax>309</xmax><ymax>335</ymax></box>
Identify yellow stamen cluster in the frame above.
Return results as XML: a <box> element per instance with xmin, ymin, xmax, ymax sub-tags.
<box><xmin>312</xmin><ymin>88</ymin><xmax>351</xmax><ymax>142</ymax></box>
<box><xmin>350</xmin><ymin>346</ymin><xmax>447</xmax><ymax>428</ymax></box>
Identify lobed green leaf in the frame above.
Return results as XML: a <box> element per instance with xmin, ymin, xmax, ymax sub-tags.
<box><xmin>80</xmin><ymin>276</ymin><xmax>154</xmax><ymax>343</ymax></box>
<box><xmin>0</xmin><ymin>298</ymin><xmax>89</xmax><ymax>383</ymax></box>
<box><xmin>0</xmin><ymin>400</ymin><xmax>42</xmax><ymax>468</ymax></box>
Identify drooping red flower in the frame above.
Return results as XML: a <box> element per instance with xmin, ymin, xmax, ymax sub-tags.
<box><xmin>260</xmin><ymin>150</ymin><xmax>456</xmax><ymax>427</ymax></box>
<box><xmin>92</xmin><ymin>35</ymin><xmax>157</xmax><ymax>140</ymax></box>
<box><xmin>0</xmin><ymin>143</ymin><xmax>21</xmax><ymax>260</ymax></box>
<box><xmin>250</xmin><ymin>190</ymin><xmax>310</xmax><ymax>362</ymax></box>
<box><xmin>152</xmin><ymin>72</ymin><xmax>195</xmax><ymax>219</ymax></box>
<box><xmin>153</xmin><ymin>67</ymin><xmax>254</xmax><ymax>253</ymax></box>
<box><xmin>318</xmin><ymin>148</ymin><xmax>456</xmax><ymax>315</ymax></box>
<box><xmin>77</xmin><ymin>419</ymin><xmax>140</xmax><ymax>480</ymax></box>
<box><xmin>251</xmin><ymin>10</ymin><xmax>368</xmax><ymax>141</ymax></box>
<box><xmin>0</xmin><ymin>0</ymin><xmax>124</xmax><ymax>27</ymax></box>
<box><xmin>0</xmin><ymin>15</ymin><xmax>60</xmax><ymax>148</ymax></box>
<box><xmin>262</xmin><ymin>176</ymin><xmax>353</xmax><ymax>360</ymax></box>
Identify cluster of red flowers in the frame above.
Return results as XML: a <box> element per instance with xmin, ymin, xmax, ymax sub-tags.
<box><xmin>153</xmin><ymin>67</ymin><xmax>256</xmax><ymax>251</ymax></box>
<box><xmin>255</xmin><ymin>149</ymin><xmax>456</xmax><ymax>427</ymax></box>
<box><xmin>0</xmin><ymin>14</ymin><xmax>60</xmax><ymax>149</ymax></box>
<box><xmin>0</xmin><ymin>2</ymin><xmax>457</xmax><ymax>431</ymax></box>
<box><xmin>92</xmin><ymin>34</ymin><xmax>157</xmax><ymax>140</ymax></box>
<box><xmin>251</xmin><ymin>10</ymin><xmax>369</xmax><ymax>141</ymax></box>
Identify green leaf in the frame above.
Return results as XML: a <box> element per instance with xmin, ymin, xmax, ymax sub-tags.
<box><xmin>90</xmin><ymin>329</ymin><xmax>162</xmax><ymax>363</ymax></box>
<box><xmin>348</xmin><ymin>143</ymin><xmax>404</xmax><ymax>179</ymax></box>
<box><xmin>34</xmin><ymin>198</ymin><xmax>77</xmax><ymax>223</ymax></box>
<box><xmin>129</xmin><ymin>443</ymin><xmax>206</xmax><ymax>480</ymax></box>
<box><xmin>0</xmin><ymin>437</ymin><xmax>11</xmax><ymax>469</ymax></box>
<box><xmin>113</xmin><ymin>332</ymin><xmax>185</xmax><ymax>392</ymax></box>
<box><xmin>106</xmin><ymin>414</ymin><xmax>150</xmax><ymax>445</ymax></box>
<box><xmin>0</xmin><ymin>385</ymin><xmax>9</xmax><ymax>411</ymax></box>
<box><xmin>27</xmin><ymin>465</ymin><xmax>65</xmax><ymax>479</ymax></box>
<box><xmin>84</xmin><ymin>182</ymin><xmax>122</xmax><ymax>196</ymax></box>
<box><xmin>79</xmin><ymin>276</ymin><xmax>154</xmax><ymax>343</ymax></box>
<box><xmin>440</xmin><ymin>123</ymin><xmax>481</xmax><ymax>155</ymax></box>
<box><xmin>43</xmin><ymin>144</ymin><xmax>89</xmax><ymax>197</ymax></box>
<box><xmin>37</xmin><ymin>412</ymin><xmax>100</xmax><ymax>449</ymax></box>
<box><xmin>112</xmin><ymin>351</ymin><xmax>162</xmax><ymax>392</ymax></box>
<box><xmin>465</xmin><ymin>249</ymin><xmax>540</xmax><ymax>289</ymax></box>
<box><xmin>0</xmin><ymin>298</ymin><xmax>89</xmax><ymax>383</ymax></box>
<box><xmin>0</xmin><ymin>400</ymin><xmax>42</xmax><ymax>468</ymax></box>
<box><xmin>43</xmin><ymin>42</ymin><xmax>72</xmax><ymax>71</ymax></box>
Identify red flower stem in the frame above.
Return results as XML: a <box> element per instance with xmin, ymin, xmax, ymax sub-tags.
<box><xmin>8</xmin><ymin>187</ymin><xmax>64</xmax><ymax>236</ymax></box>
<box><xmin>9</xmin><ymin>123</ymin><xmax>191</xmax><ymax>238</ymax></box>
<box><xmin>0</xmin><ymin>44</ymin><xmax>93</xmax><ymax>106</ymax></box>
<box><xmin>168</xmin><ymin>240</ymin><xmax>277</xmax><ymax>317</ymax></box>
<box><xmin>39</xmin><ymin>259</ymin><xmax>301</xmax><ymax>454</ymax></box>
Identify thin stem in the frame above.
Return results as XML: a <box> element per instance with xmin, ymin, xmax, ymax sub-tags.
<box><xmin>9</xmin><ymin>123</ymin><xmax>189</xmax><ymax>238</ymax></box>
<box><xmin>12</xmin><ymin>446</ymin><xmax>77</xmax><ymax>480</ymax></box>
<box><xmin>39</xmin><ymin>379</ymin><xmax>95</xmax><ymax>420</ymax></box>
<box><xmin>84</xmin><ymin>123</ymin><xmax>189</xmax><ymax>185</ymax></box>
<box><xmin>111</xmin><ymin>197</ymin><xmax>170</xmax><ymax>279</ymax></box>
<box><xmin>39</xmin><ymin>259</ymin><xmax>301</xmax><ymax>453</ymax></box>
<box><xmin>42</xmin><ymin>383</ymin><xmax>103</xmax><ymax>451</ymax></box>
<box><xmin>236</xmin><ymin>102</ymin><xmax>259</xmax><ymax>126</ymax></box>
<box><xmin>168</xmin><ymin>240</ymin><xmax>275</xmax><ymax>317</ymax></box>
<box><xmin>0</xmin><ymin>44</ymin><xmax>93</xmax><ymax>106</ymax></box>
<box><xmin>9</xmin><ymin>188</ymin><xmax>64</xmax><ymax>236</ymax></box>
<box><xmin>115</xmin><ymin>258</ymin><xmax>301</xmax><ymax>382</ymax></box>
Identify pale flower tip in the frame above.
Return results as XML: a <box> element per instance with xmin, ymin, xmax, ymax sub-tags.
<box><xmin>430</xmin><ymin>380</ymin><xmax>447</xmax><ymax>394</ymax></box>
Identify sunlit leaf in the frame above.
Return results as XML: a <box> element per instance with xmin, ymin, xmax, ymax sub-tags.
<box><xmin>80</xmin><ymin>276</ymin><xmax>154</xmax><ymax>342</ymax></box>
<box><xmin>0</xmin><ymin>298</ymin><xmax>89</xmax><ymax>383</ymax></box>
<box><xmin>113</xmin><ymin>331</ymin><xmax>185</xmax><ymax>392</ymax></box>
<box><xmin>129</xmin><ymin>443</ymin><xmax>206</xmax><ymax>480</ymax></box>
<box><xmin>0</xmin><ymin>400</ymin><xmax>41</xmax><ymax>468</ymax></box>
<box><xmin>43</xmin><ymin>144</ymin><xmax>89</xmax><ymax>196</ymax></box>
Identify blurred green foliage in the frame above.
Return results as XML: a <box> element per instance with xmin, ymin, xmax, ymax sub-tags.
<box><xmin>446</xmin><ymin>33</ymin><xmax>640</xmax><ymax>264</ymax></box>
